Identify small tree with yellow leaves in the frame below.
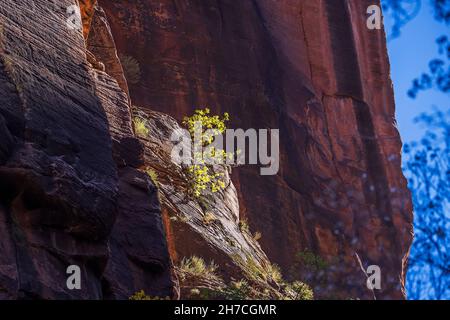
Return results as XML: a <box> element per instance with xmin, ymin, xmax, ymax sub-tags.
<box><xmin>182</xmin><ymin>108</ymin><xmax>233</xmax><ymax>198</ymax></box>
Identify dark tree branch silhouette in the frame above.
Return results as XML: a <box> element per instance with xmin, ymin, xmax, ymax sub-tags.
<box><xmin>403</xmin><ymin>108</ymin><xmax>450</xmax><ymax>299</ymax></box>
<box><xmin>408</xmin><ymin>36</ymin><xmax>450</xmax><ymax>98</ymax></box>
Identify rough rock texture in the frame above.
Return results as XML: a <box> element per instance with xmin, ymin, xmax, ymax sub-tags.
<box><xmin>140</xmin><ymin>111</ymin><xmax>268</xmax><ymax>270</ymax></box>
<box><xmin>86</xmin><ymin>5</ymin><xmax>129</xmax><ymax>98</ymax></box>
<box><xmin>0</xmin><ymin>0</ymin><xmax>173</xmax><ymax>299</ymax></box>
<box><xmin>80</xmin><ymin>0</ymin><xmax>97</xmax><ymax>39</ymax></box>
<box><xmin>99</xmin><ymin>0</ymin><xmax>413</xmax><ymax>299</ymax></box>
<box><xmin>138</xmin><ymin>110</ymin><xmax>290</xmax><ymax>298</ymax></box>
<box><xmin>0</xmin><ymin>0</ymin><xmax>413</xmax><ymax>300</ymax></box>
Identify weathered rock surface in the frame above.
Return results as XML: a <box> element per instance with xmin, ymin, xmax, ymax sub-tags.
<box><xmin>87</xmin><ymin>5</ymin><xmax>129</xmax><ymax>98</ymax></box>
<box><xmin>0</xmin><ymin>0</ymin><xmax>413</xmax><ymax>300</ymax></box>
<box><xmin>99</xmin><ymin>0</ymin><xmax>413</xmax><ymax>299</ymax></box>
<box><xmin>140</xmin><ymin>111</ymin><xmax>268</xmax><ymax>269</ymax></box>
<box><xmin>138</xmin><ymin>110</ymin><xmax>291</xmax><ymax>298</ymax></box>
<box><xmin>0</xmin><ymin>0</ymin><xmax>173</xmax><ymax>299</ymax></box>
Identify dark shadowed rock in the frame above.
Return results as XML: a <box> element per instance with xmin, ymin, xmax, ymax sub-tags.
<box><xmin>0</xmin><ymin>0</ymin><xmax>173</xmax><ymax>299</ymax></box>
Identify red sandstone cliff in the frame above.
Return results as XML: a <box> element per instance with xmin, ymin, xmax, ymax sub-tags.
<box><xmin>0</xmin><ymin>0</ymin><xmax>413</xmax><ymax>300</ymax></box>
<box><xmin>0</xmin><ymin>0</ymin><xmax>172</xmax><ymax>299</ymax></box>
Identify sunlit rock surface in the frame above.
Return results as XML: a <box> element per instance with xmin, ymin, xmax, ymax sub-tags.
<box><xmin>99</xmin><ymin>0</ymin><xmax>413</xmax><ymax>299</ymax></box>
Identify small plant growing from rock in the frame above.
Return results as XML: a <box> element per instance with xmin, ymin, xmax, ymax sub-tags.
<box><xmin>145</xmin><ymin>167</ymin><xmax>159</xmax><ymax>187</ymax></box>
<box><xmin>133</xmin><ymin>116</ymin><xmax>149</xmax><ymax>137</ymax></box>
<box><xmin>187</xmin><ymin>165</ymin><xmax>226</xmax><ymax>197</ymax></box>
<box><xmin>224</xmin><ymin>279</ymin><xmax>252</xmax><ymax>300</ymax></box>
<box><xmin>176</xmin><ymin>254</ymin><xmax>314</xmax><ymax>300</ymax></box>
<box><xmin>244</xmin><ymin>257</ymin><xmax>282</xmax><ymax>284</ymax></box>
<box><xmin>295</xmin><ymin>250</ymin><xmax>329</xmax><ymax>271</ymax></box>
<box><xmin>129</xmin><ymin>290</ymin><xmax>151</xmax><ymax>300</ymax></box>
<box><xmin>284</xmin><ymin>281</ymin><xmax>314</xmax><ymax>300</ymax></box>
<box><xmin>179</xmin><ymin>256</ymin><xmax>220</xmax><ymax>281</ymax></box>
<box><xmin>238</xmin><ymin>218</ymin><xmax>262</xmax><ymax>241</ymax></box>
<box><xmin>238</xmin><ymin>218</ymin><xmax>250</xmax><ymax>233</ymax></box>
<box><xmin>190</xmin><ymin>288</ymin><xmax>201</xmax><ymax>296</ymax></box>
<box><xmin>129</xmin><ymin>290</ymin><xmax>170</xmax><ymax>300</ymax></box>
<box><xmin>288</xmin><ymin>250</ymin><xmax>331</xmax><ymax>296</ymax></box>
<box><xmin>251</xmin><ymin>259</ymin><xmax>314</xmax><ymax>300</ymax></box>
<box><xmin>265</xmin><ymin>263</ymin><xmax>283</xmax><ymax>284</ymax></box>
<box><xmin>182</xmin><ymin>108</ymin><xmax>233</xmax><ymax>198</ymax></box>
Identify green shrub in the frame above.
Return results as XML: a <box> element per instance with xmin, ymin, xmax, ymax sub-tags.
<box><xmin>182</xmin><ymin>108</ymin><xmax>233</xmax><ymax>198</ymax></box>
<box><xmin>190</xmin><ymin>288</ymin><xmax>201</xmax><ymax>296</ymax></box>
<box><xmin>129</xmin><ymin>290</ymin><xmax>151</xmax><ymax>300</ymax></box>
<box><xmin>253</xmin><ymin>231</ymin><xmax>262</xmax><ymax>241</ymax></box>
<box><xmin>295</xmin><ymin>250</ymin><xmax>328</xmax><ymax>271</ymax></box>
<box><xmin>238</xmin><ymin>219</ymin><xmax>250</xmax><ymax>233</ymax></box>
<box><xmin>176</xmin><ymin>254</ymin><xmax>314</xmax><ymax>300</ymax></box>
<box><xmin>288</xmin><ymin>250</ymin><xmax>330</xmax><ymax>296</ymax></box>
<box><xmin>187</xmin><ymin>165</ymin><xmax>226</xmax><ymax>197</ymax></box>
<box><xmin>284</xmin><ymin>281</ymin><xmax>314</xmax><ymax>300</ymax></box>
<box><xmin>129</xmin><ymin>290</ymin><xmax>170</xmax><ymax>300</ymax></box>
<box><xmin>179</xmin><ymin>256</ymin><xmax>219</xmax><ymax>281</ymax></box>
<box><xmin>133</xmin><ymin>117</ymin><xmax>149</xmax><ymax>137</ymax></box>
<box><xmin>266</xmin><ymin>263</ymin><xmax>283</xmax><ymax>284</ymax></box>
<box><xmin>244</xmin><ymin>257</ymin><xmax>282</xmax><ymax>284</ymax></box>
<box><xmin>238</xmin><ymin>219</ymin><xmax>262</xmax><ymax>241</ymax></box>
<box><xmin>145</xmin><ymin>168</ymin><xmax>159</xmax><ymax>187</ymax></box>
<box><xmin>224</xmin><ymin>280</ymin><xmax>252</xmax><ymax>300</ymax></box>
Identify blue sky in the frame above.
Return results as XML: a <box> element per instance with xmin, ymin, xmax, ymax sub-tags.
<box><xmin>385</xmin><ymin>1</ymin><xmax>449</xmax><ymax>143</ymax></box>
<box><xmin>383</xmin><ymin>1</ymin><xmax>449</xmax><ymax>300</ymax></box>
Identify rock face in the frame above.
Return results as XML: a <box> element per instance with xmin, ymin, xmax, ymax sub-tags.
<box><xmin>99</xmin><ymin>0</ymin><xmax>413</xmax><ymax>299</ymax></box>
<box><xmin>80</xmin><ymin>0</ymin><xmax>97</xmax><ymax>38</ymax></box>
<box><xmin>0</xmin><ymin>0</ymin><xmax>173</xmax><ymax>299</ymax></box>
<box><xmin>0</xmin><ymin>0</ymin><xmax>413</xmax><ymax>300</ymax></box>
<box><xmin>139</xmin><ymin>110</ymin><xmax>290</xmax><ymax>299</ymax></box>
<box><xmin>140</xmin><ymin>111</ymin><xmax>269</xmax><ymax>269</ymax></box>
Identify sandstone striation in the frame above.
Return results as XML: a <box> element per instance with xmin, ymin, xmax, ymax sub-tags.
<box><xmin>0</xmin><ymin>0</ymin><xmax>413</xmax><ymax>300</ymax></box>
